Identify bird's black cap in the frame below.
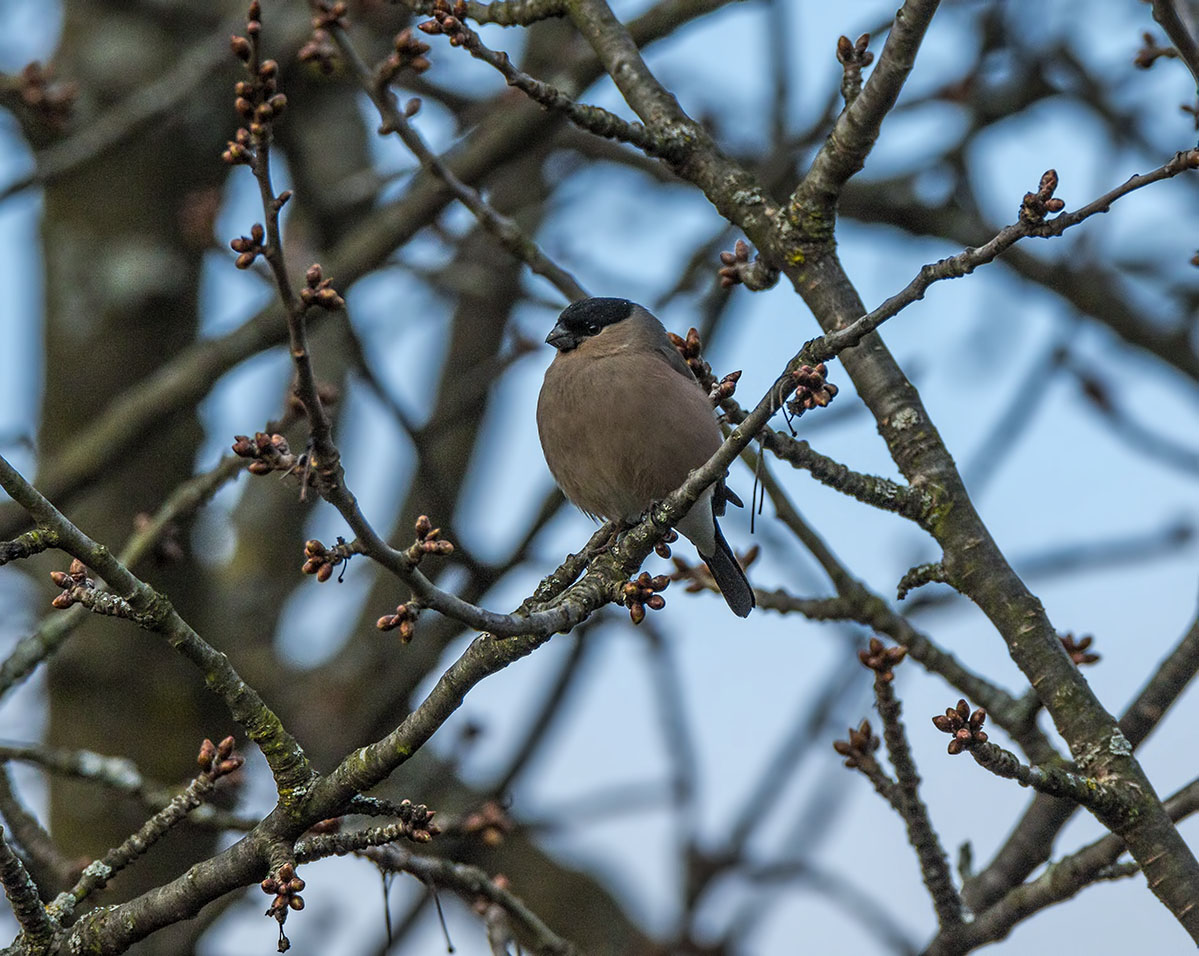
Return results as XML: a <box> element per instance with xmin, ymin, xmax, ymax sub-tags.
<box><xmin>546</xmin><ymin>297</ymin><xmax>634</xmax><ymax>350</ymax></box>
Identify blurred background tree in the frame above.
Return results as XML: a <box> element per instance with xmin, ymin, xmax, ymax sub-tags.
<box><xmin>0</xmin><ymin>0</ymin><xmax>1196</xmax><ymax>954</ymax></box>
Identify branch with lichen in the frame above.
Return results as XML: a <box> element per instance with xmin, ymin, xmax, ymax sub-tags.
<box><xmin>0</xmin><ymin>824</ymin><xmax>55</xmax><ymax>952</ymax></box>
<box><xmin>926</xmin><ymin>776</ymin><xmax>1199</xmax><ymax>955</ymax></box>
<box><xmin>0</xmin><ymin>453</ymin><xmax>247</xmax><ymax>706</ymax></box>
<box><xmin>0</xmin><ymin>529</ymin><xmax>58</xmax><ymax>567</ymax></box>
<box><xmin>932</xmin><ymin>701</ymin><xmax>1127</xmax><ymax>818</ymax></box>
<box><xmin>0</xmin><ymin>451</ymin><xmax>313</xmax><ymax>802</ymax></box>
<box><xmin>46</xmin><ymin>738</ymin><xmax>244</xmax><ymax>924</ymax></box>
<box><xmin>408</xmin><ymin>0</ymin><xmax>566</xmax><ymax>26</ymax></box>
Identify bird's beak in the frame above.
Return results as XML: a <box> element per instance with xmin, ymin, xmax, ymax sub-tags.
<box><xmin>545</xmin><ymin>322</ymin><xmax>577</xmax><ymax>351</ymax></box>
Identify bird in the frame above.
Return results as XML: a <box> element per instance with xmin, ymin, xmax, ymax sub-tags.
<box><xmin>536</xmin><ymin>297</ymin><xmax>755</xmax><ymax>617</ymax></box>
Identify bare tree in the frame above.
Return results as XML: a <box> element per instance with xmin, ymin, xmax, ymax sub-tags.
<box><xmin>0</xmin><ymin>0</ymin><xmax>1196</xmax><ymax>953</ymax></box>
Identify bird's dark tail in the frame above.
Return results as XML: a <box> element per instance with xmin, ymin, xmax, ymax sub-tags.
<box><xmin>703</xmin><ymin>522</ymin><xmax>754</xmax><ymax>617</ymax></box>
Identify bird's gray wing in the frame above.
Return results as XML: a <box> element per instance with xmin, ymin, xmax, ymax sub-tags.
<box><xmin>653</xmin><ymin>340</ymin><xmax>700</xmax><ymax>382</ymax></box>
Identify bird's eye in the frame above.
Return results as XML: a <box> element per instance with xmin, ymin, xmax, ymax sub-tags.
<box><xmin>585</xmin><ymin>322</ymin><xmax>600</xmax><ymax>335</ymax></box>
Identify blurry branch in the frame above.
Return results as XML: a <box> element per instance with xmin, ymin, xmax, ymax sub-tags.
<box><xmin>727</xmin><ymin>650</ymin><xmax>862</xmax><ymax>849</ymax></box>
<box><xmin>325</xmin><ymin>18</ymin><xmax>588</xmax><ymax>302</ymax></box>
<box><xmin>1151</xmin><ymin>0</ymin><xmax>1199</xmax><ymax>90</ymax></box>
<box><xmin>360</xmin><ymin>844</ymin><xmax>577</xmax><ymax>955</ymax></box>
<box><xmin>1064</xmin><ymin>357</ymin><xmax>1199</xmax><ymax>478</ymax></box>
<box><xmin>741</xmin><ymin>855</ymin><xmax>920</xmax><ymax>955</ymax></box>
<box><xmin>902</xmin><ymin>518</ymin><xmax>1196</xmax><ymax>616</ymax></box>
<box><xmin>961</xmin><ymin>335</ymin><xmax>1069</xmax><ymax>496</ymax></box>
<box><xmin>0</xmin><ymin>21</ymin><xmax>243</xmax><ymax>205</ymax></box>
<box><xmin>489</xmin><ymin>629</ymin><xmax>593</xmax><ymax>798</ymax></box>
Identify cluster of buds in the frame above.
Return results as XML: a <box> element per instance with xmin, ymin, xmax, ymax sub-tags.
<box><xmin>932</xmin><ymin>699</ymin><xmax>989</xmax><ymax>755</ymax></box>
<box><xmin>221</xmin><ymin>126</ymin><xmax>254</xmax><ymax>167</ymax></box>
<box><xmin>376</xmin><ymin>601</ymin><xmax>419</xmax><ymax>642</ymax></box>
<box><xmin>298</xmin><ymin>1</ymin><xmax>348</xmax><ymax>74</ymax></box>
<box><xmin>299</xmin><ymin>264</ymin><xmax>345</xmax><ymax>311</ymax></box>
<box><xmin>262</xmin><ymin>861</ymin><xmax>305</xmax><ymax>946</ymax></box>
<box><xmin>406</xmin><ymin>515</ymin><xmax>454</xmax><ymax>564</ymax></box>
<box><xmin>459</xmin><ymin>800</ymin><xmax>512</xmax><ymax>847</ymax></box>
<box><xmin>858</xmin><ymin>637</ymin><xmax>908</xmax><ymax>683</ymax></box>
<box><xmin>376</xmin><ymin>28</ymin><xmax>432</xmax><ymax>88</ymax></box>
<box><xmin>49</xmin><ymin>559</ymin><xmax>93</xmax><ymax>609</ymax></box>
<box><xmin>622</xmin><ymin>571</ymin><xmax>669</xmax><ymax>625</ymax></box>
<box><xmin>832</xmin><ymin>719</ymin><xmax>880</xmax><ymax>769</ymax></box>
<box><xmin>717</xmin><ymin>239</ymin><xmax>778</xmax><ymax>291</ymax></box>
<box><xmin>787</xmin><ymin>363</ymin><xmax>838</xmax><ymax>415</ymax></box>
<box><xmin>232</xmin><ymin>432</ymin><xmax>301</xmax><ymax>476</ymax></box>
<box><xmin>1019</xmin><ymin>169</ymin><xmax>1065</xmax><ymax>224</ymax></box>
<box><xmin>667</xmin><ymin>327</ymin><xmax>713</xmax><ymax>386</ymax></box>
<box><xmin>417</xmin><ymin>0</ymin><xmax>471</xmax><ymax>46</ymax></box>
<box><xmin>225</xmin><ymin>2</ymin><xmax>286</xmax><ymax>165</ymax></box>
<box><xmin>49</xmin><ymin>560</ymin><xmax>150</xmax><ymax>622</ymax></box>
<box><xmin>709</xmin><ymin>369</ymin><xmax>741</xmax><ymax>404</ymax></box>
<box><xmin>197</xmin><ymin>736</ymin><xmax>244</xmax><ymax>780</ymax></box>
<box><xmin>395</xmin><ymin>798</ymin><xmax>439</xmax><ymax>844</ymax></box>
<box><xmin>229</xmin><ymin>223</ymin><xmax>266</xmax><ymax>269</ymax></box>
<box><xmin>232</xmin><ymin>60</ymin><xmax>286</xmax><ymax>129</ymax></box>
<box><xmin>654</xmin><ymin>528</ymin><xmax>678</xmax><ymax>559</ymax></box>
<box><xmin>302</xmin><ymin>538</ymin><xmax>353</xmax><ymax>583</ymax></box>
<box><xmin>836</xmin><ymin>33</ymin><xmax>874</xmax><ymax>102</ymax></box>
<box><xmin>17</xmin><ymin>61</ymin><xmax>77</xmax><ymax>132</ymax></box>
<box><xmin>1060</xmin><ymin>632</ymin><xmax>1100</xmax><ymax>667</ymax></box>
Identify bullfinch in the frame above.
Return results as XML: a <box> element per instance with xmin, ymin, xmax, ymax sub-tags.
<box><xmin>536</xmin><ymin>297</ymin><xmax>754</xmax><ymax>617</ymax></box>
